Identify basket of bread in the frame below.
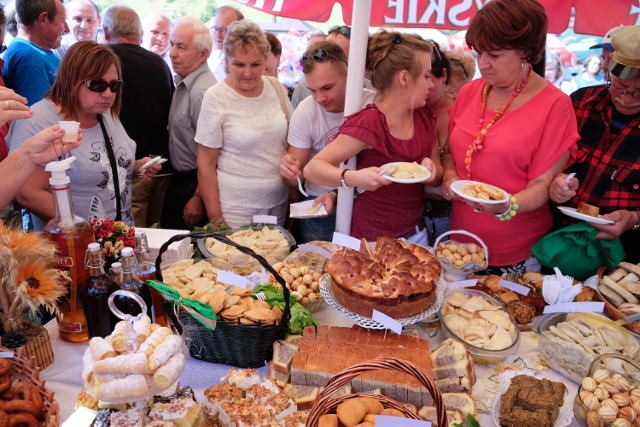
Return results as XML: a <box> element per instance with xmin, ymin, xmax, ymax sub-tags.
<box><xmin>434</xmin><ymin>230</ymin><xmax>488</xmax><ymax>281</ymax></box>
<box><xmin>307</xmin><ymin>357</ymin><xmax>447</xmax><ymax>427</ymax></box>
<box><xmin>152</xmin><ymin>232</ymin><xmax>291</xmax><ymax>368</ymax></box>
<box><xmin>596</xmin><ymin>261</ymin><xmax>640</xmax><ymax>334</ymax></box>
<box><xmin>0</xmin><ymin>345</ymin><xmax>59</xmax><ymax>427</ymax></box>
<box><xmin>197</xmin><ymin>224</ymin><xmax>295</xmax><ymax>275</ymax></box>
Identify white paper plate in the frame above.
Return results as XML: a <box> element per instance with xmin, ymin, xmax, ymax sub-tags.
<box><xmin>557</xmin><ymin>206</ymin><xmax>614</xmax><ymax>225</ymax></box>
<box><xmin>289</xmin><ymin>200</ymin><xmax>328</xmax><ymax>219</ymax></box>
<box><xmin>450</xmin><ymin>180</ymin><xmax>509</xmax><ymax>205</ymax></box>
<box><xmin>380</xmin><ymin>162</ymin><xmax>431</xmax><ymax>184</ymax></box>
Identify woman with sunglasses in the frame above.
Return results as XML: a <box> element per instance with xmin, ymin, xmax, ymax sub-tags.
<box><xmin>7</xmin><ymin>41</ymin><xmax>159</xmax><ymax>226</ymax></box>
<box><xmin>440</xmin><ymin>0</ymin><xmax>579</xmax><ymax>274</ymax></box>
<box><xmin>195</xmin><ymin>20</ymin><xmax>291</xmax><ymax>228</ymax></box>
<box><xmin>304</xmin><ymin>30</ymin><xmax>442</xmax><ymax>243</ymax></box>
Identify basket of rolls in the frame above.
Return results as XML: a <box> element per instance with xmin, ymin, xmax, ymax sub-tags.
<box><xmin>596</xmin><ymin>261</ymin><xmax>640</xmax><ymax>334</ymax></box>
<box><xmin>153</xmin><ymin>232</ymin><xmax>290</xmax><ymax>368</ymax></box>
<box><xmin>433</xmin><ymin>230</ymin><xmax>488</xmax><ymax>281</ymax></box>
<box><xmin>0</xmin><ymin>345</ymin><xmax>59</xmax><ymax>427</ymax></box>
<box><xmin>307</xmin><ymin>358</ymin><xmax>446</xmax><ymax>427</ymax></box>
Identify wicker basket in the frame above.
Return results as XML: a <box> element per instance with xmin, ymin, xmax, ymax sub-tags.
<box><xmin>1</xmin><ymin>345</ymin><xmax>59</xmax><ymax>427</ymax></box>
<box><xmin>595</xmin><ymin>266</ymin><xmax>640</xmax><ymax>334</ymax></box>
<box><xmin>307</xmin><ymin>357</ymin><xmax>447</xmax><ymax>427</ymax></box>
<box><xmin>154</xmin><ymin>232</ymin><xmax>290</xmax><ymax>368</ymax></box>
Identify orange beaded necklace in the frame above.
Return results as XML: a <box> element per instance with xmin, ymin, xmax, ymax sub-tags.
<box><xmin>464</xmin><ymin>67</ymin><xmax>533</xmax><ymax>179</ymax></box>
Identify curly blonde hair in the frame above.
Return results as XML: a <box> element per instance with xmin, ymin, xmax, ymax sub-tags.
<box><xmin>223</xmin><ymin>20</ymin><xmax>269</xmax><ymax>59</ymax></box>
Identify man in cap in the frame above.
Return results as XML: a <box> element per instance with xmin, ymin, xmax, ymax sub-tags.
<box><xmin>589</xmin><ymin>26</ymin><xmax>619</xmax><ymax>76</ymax></box>
<box><xmin>550</xmin><ymin>25</ymin><xmax>640</xmax><ymax>262</ymax></box>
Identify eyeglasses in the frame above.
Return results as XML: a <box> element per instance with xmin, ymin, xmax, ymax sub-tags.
<box><xmin>425</xmin><ymin>39</ymin><xmax>442</xmax><ymax>64</ymax></box>
<box><xmin>608</xmin><ymin>80</ymin><xmax>640</xmax><ymax>98</ymax></box>
<box><xmin>212</xmin><ymin>26</ymin><xmax>227</xmax><ymax>35</ymax></box>
<box><xmin>300</xmin><ymin>49</ymin><xmax>348</xmax><ymax>67</ymax></box>
<box><xmin>83</xmin><ymin>79</ymin><xmax>123</xmax><ymax>93</ymax></box>
<box><xmin>449</xmin><ymin>59</ymin><xmax>469</xmax><ymax>80</ymax></box>
<box><xmin>328</xmin><ymin>25</ymin><xmax>351</xmax><ymax>39</ymax></box>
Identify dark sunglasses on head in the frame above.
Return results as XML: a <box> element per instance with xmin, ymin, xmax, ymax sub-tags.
<box><xmin>300</xmin><ymin>49</ymin><xmax>348</xmax><ymax>67</ymax></box>
<box><xmin>328</xmin><ymin>25</ymin><xmax>351</xmax><ymax>39</ymax></box>
<box><xmin>84</xmin><ymin>79</ymin><xmax>123</xmax><ymax>93</ymax></box>
<box><xmin>449</xmin><ymin>59</ymin><xmax>469</xmax><ymax>80</ymax></box>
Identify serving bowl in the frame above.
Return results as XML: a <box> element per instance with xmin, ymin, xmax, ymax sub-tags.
<box><xmin>433</xmin><ymin>230</ymin><xmax>488</xmax><ymax>281</ymax></box>
<box><xmin>438</xmin><ymin>288</ymin><xmax>520</xmax><ymax>364</ymax></box>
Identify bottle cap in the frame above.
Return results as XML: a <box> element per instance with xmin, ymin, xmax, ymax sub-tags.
<box><xmin>134</xmin><ymin>230</ymin><xmax>145</xmax><ymax>238</ymax></box>
<box><xmin>45</xmin><ymin>156</ymin><xmax>76</xmax><ymax>186</ymax></box>
<box><xmin>111</xmin><ymin>262</ymin><xmax>122</xmax><ymax>271</ymax></box>
<box><xmin>87</xmin><ymin>242</ymin><xmax>101</xmax><ymax>252</ymax></box>
<box><xmin>121</xmin><ymin>247</ymin><xmax>134</xmax><ymax>257</ymax></box>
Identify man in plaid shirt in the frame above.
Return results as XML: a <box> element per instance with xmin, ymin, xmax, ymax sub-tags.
<box><xmin>550</xmin><ymin>25</ymin><xmax>640</xmax><ymax>262</ymax></box>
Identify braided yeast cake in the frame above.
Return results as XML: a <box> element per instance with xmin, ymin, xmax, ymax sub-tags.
<box><xmin>328</xmin><ymin>237</ymin><xmax>441</xmax><ymax>318</ymax></box>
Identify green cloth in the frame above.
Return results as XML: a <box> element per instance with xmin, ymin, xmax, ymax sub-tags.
<box><xmin>147</xmin><ymin>280</ymin><xmax>217</xmax><ymax>330</ymax></box>
<box><xmin>532</xmin><ymin>222</ymin><xmax>625</xmax><ymax>281</ymax></box>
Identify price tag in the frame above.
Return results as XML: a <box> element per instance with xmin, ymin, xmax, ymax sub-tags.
<box><xmin>448</xmin><ymin>279</ymin><xmax>478</xmax><ymax>289</ymax></box>
<box><xmin>332</xmin><ymin>232</ymin><xmax>361</xmax><ymax>251</ymax></box>
<box><xmin>543</xmin><ymin>302</ymin><xmax>605</xmax><ymax>314</ymax></box>
<box><xmin>372</xmin><ymin>310</ymin><xmax>402</xmax><ymax>335</ymax></box>
<box><xmin>499</xmin><ymin>279</ymin><xmax>530</xmax><ymax>296</ymax></box>
<box><xmin>252</xmin><ymin>215</ymin><xmax>277</xmax><ymax>225</ymax></box>
<box><xmin>376</xmin><ymin>415</ymin><xmax>431</xmax><ymax>427</ymax></box>
<box><xmin>217</xmin><ymin>270</ymin><xmax>248</xmax><ymax>288</ymax></box>
<box><xmin>298</xmin><ymin>243</ymin><xmax>332</xmax><ymax>259</ymax></box>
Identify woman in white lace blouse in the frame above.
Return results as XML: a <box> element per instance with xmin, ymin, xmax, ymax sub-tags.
<box><xmin>195</xmin><ymin>20</ymin><xmax>292</xmax><ymax>228</ymax></box>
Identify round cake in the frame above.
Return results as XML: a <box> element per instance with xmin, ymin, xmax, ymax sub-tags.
<box><xmin>327</xmin><ymin>237</ymin><xmax>441</xmax><ymax>318</ymax></box>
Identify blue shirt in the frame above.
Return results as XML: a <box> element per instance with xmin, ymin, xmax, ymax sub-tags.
<box><xmin>3</xmin><ymin>37</ymin><xmax>60</xmax><ymax>106</ymax></box>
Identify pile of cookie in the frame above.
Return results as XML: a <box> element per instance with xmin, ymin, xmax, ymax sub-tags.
<box><xmin>436</xmin><ymin>240</ymin><xmax>486</xmax><ymax>269</ymax></box>
<box><xmin>318</xmin><ymin>396</ymin><xmax>409</xmax><ymax>427</ymax></box>
<box><xmin>0</xmin><ymin>358</ymin><xmax>45</xmax><ymax>426</ymax></box>
<box><xmin>462</xmin><ymin>182</ymin><xmax>505</xmax><ymax>201</ymax></box>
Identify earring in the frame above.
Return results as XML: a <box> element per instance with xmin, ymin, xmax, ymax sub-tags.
<box><xmin>521</xmin><ymin>62</ymin><xmax>527</xmax><ymax>71</ymax></box>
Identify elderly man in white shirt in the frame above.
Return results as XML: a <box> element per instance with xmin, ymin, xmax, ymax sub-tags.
<box><xmin>161</xmin><ymin>16</ymin><xmax>216</xmax><ymax>229</ymax></box>
<box><xmin>206</xmin><ymin>5</ymin><xmax>243</xmax><ymax>82</ymax></box>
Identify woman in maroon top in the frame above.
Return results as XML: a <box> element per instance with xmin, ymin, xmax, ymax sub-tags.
<box><xmin>304</xmin><ymin>30</ymin><xmax>442</xmax><ymax>242</ymax></box>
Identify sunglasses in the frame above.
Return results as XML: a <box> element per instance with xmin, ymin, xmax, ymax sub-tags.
<box><xmin>300</xmin><ymin>49</ymin><xmax>348</xmax><ymax>67</ymax></box>
<box><xmin>449</xmin><ymin>59</ymin><xmax>469</xmax><ymax>80</ymax></box>
<box><xmin>328</xmin><ymin>25</ymin><xmax>351</xmax><ymax>39</ymax></box>
<box><xmin>83</xmin><ymin>79</ymin><xmax>123</xmax><ymax>93</ymax></box>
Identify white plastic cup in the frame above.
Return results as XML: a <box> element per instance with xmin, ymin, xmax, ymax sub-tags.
<box><xmin>58</xmin><ymin>121</ymin><xmax>81</xmax><ymax>143</ymax></box>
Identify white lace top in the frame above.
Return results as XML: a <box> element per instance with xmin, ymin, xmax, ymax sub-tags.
<box><xmin>195</xmin><ymin>76</ymin><xmax>291</xmax><ymax>223</ymax></box>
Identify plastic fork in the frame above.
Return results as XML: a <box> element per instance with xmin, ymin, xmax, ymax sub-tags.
<box><xmin>565</xmin><ymin>172</ymin><xmax>576</xmax><ymax>184</ymax></box>
<box><xmin>254</xmin><ymin>292</ymin><xmax>267</xmax><ymax>301</ymax></box>
<box><xmin>296</xmin><ymin>176</ymin><xmax>309</xmax><ymax>197</ymax></box>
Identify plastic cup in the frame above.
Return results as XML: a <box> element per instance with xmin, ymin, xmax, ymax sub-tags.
<box><xmin>58</xmin><ymin>121</ymin><xmax>81</xmax><ymax>143</ymax></box>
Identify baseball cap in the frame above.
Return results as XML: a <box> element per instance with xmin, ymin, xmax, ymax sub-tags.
<box><xmin>609</xmin><ymin>25</ymin><xmax>640</xmax><ymax>79</ymax></box>
<box><xmin>590</xmin><ymin>26</ymin><xmax>620</xmax><ymax>50</ymax></box>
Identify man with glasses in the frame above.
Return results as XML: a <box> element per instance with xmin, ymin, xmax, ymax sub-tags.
<box><xmin>206</xmin><ymin>5</ymin><xmax>243</xmax><ymax>82</ymax></box>
<box><xmin>103</xmin><ymin>4</ymin><xmax>174</xmax><ymax>227</ymax></box>
<box><xmin>280</xmin><ymin>41</ymin><xmax>375</xmax><ymax>242</ymax></box>
<box><xmin>291</xmin><ymin>25</ymin><xmax>353</xmax><ymax>109</ymax></box>
<box><xmin>550</xmin><ymin>25</ymin><xmax>640</xmax><ymax>263</ymax></box>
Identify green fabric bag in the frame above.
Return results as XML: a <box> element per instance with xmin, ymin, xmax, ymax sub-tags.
<box><xmin>532</xmin><ymin>222</ymin><xmax>625</xmax><ymax>281</ymax></box>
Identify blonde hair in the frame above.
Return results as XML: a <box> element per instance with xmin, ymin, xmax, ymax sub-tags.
<box><xmin>223</xmin><ymin>20</ymin><xmax>269</xmax><ymax>58</ymax></box>
<box><xmin>366</xmin><ymin>30</ymin><xmax>432</xmax><ymax>93</ymax></box>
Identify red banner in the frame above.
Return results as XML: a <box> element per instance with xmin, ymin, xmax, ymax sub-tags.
<box><xmin>236</xmin><ymin>0</ymin><xmax>640</xmax><ymax>35</ymax></box>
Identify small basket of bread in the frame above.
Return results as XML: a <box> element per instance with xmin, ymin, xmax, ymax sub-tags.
<box><xmin>433</xmin><ymin>230</ymin><xmax>488</xmax><ymax>281</ymax></box>
<box><xmin>596</xmin><ymin>261</ymin><xmax>640</xmax><ymax>334</ymax></box>
<box><xmin>307</xmin><ymin>357</ymin><xmax>447</xmax><ymax>427</ymax></box>
<box><xmin>153</xmin><ymin>232</ymin><xmax>291</xmax><ymax>368</ymax></box>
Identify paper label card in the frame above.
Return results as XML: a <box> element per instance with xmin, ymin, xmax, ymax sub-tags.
<box><xmin>499</xmin><ymin>280</ymin><xmax>530</xmax><ymax>296</ymax></box>
<box><xmin>448</xmin><ymin>279</ymin><xmax>478</xmax><ymax>289</ymax></box>
<box><xmin>297</xmin><ymin>244</ymin><xmax>332</xmax><ymax>259</ymax></box>
<box><xmin>252</xmin><ymin>215</ymin><xmax>277</xmax><ymax>225</ymax></box>
<box><xmin>375</xmin><ymin>415</ymin><xmax>431</xmax><ymax>427</ymax></box>
<box><xmin>543</xmin><ymin>302</ymin><xmax>605</xmax><ymax>314</ymax></box>
<box><xmin>332</xmin><ymin>232</ymin><xmax>361</xmax><ymax>251</ymax></box>
<box><xmin>372</xmin><ymin>310</ymin><xmax>402</xmax><ymax>335</ymax></box>
<box><xmin>216</xmin><ymin>270</ymin><xmax>248</xmax><ymax>288</ymax></box>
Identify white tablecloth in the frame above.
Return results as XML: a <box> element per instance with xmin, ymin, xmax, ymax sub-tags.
<box><xmin>41</xmin><ymin>303</ymin><xmax>581</xmax><ymax>426</ymax></box>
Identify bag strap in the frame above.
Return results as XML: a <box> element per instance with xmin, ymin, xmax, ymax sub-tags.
<box><xmin>267</xmin><ymin>76</ymin><xmax>290</xmax><ymax>122</ymax></box>
<box><xmin>97</xmin><ymin>114</ymin><xmax>122</xmax><ymax>221</ymax></box>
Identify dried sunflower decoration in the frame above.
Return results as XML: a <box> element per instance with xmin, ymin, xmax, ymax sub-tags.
<box><xmin>0</xmin><ymin>224</ymin><xmax>67</xmax><ymax>339</ymax></box>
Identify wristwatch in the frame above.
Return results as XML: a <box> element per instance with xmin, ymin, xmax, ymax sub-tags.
<box><xmin>632</xmin><ymin>210</ymin><xmax>640</xmax><ymax>231</ymax></box>
<box><xmin>339</xmin><ymin>169</ymin><xmax>350</xmax><ymax>188</ymax></box>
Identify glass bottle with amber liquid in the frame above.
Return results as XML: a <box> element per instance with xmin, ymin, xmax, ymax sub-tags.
<box><xmin>43</xmin><ymin>157</ymin><xmax>95</xmax><ymax>342</ymax></box>
<box><xmin>134</xmin><ymin>230</ymin><xmax>167</xmax><ymax>325</ymax></box>
<box><xmin>79</xmin><ymin>243</ymin><xmax>119</xmax><ymax>338</ymax></box>
<box><xmin>116</xmin><ymin>247</ymin><xmax>153</xmax><ymax>319</ymax></box>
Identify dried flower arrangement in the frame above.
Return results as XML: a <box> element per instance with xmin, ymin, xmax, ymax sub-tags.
<box><xmin>0</xmin><ymin>224</ymin><xmax>67</xmax><ymax>360</ymax></box>
<box><xmin>91</xmin><ymin>218</ymin><xmax>135</xmax><ymax>269</ymax></box>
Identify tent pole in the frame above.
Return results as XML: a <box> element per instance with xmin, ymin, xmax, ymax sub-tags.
<box><xmin>335</xmin><ymin>0</ymin><xmax>372</xmax><ymax>235</ymax></box>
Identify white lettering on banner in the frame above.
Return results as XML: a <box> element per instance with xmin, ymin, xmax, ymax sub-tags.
<box><xmin>418</xmin><ymin>0</ymin><xmax>447</xmax><ymax>25</ymax></box>
<box><xmin>386</xmin><ymin>0</ymin><xmax>404</xmax><ymax>24</ymax></box>
<box><xmin>449</xmin><ymin>0</ymin><xmax>473</xmax><ymax>26</ymax></box>
<box><xmin>383</xmin><ymin>0</ymin><xmax>492</xmax><ymax>28</ymax></box>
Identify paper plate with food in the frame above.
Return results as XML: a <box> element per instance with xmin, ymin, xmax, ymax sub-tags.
<box><xmin>289</xmin><ymin>200</ymin><xmax>328</xmax><ymax>219</ymax></box>
<box><xmin>557</xmin><ymin>202</ymin><xmax>614</xmax><ymax>225</ymax></box>
<box><xmin>450</xmin><ymin>180</ymin><xmax>509</xmax><ymax>204</ymax></box>
<box><xmin>380</xmin><ymin>161</ymin><xmax>431</xmax><ymax>183</ymax></box>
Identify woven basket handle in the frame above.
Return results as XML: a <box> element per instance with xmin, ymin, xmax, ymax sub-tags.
<box><xmin>308</xmin><ymin>357</ymin><xmax>447</xmax><ymax>426</ymax></box>
<box><xmin>154</xmin><ymin>232</ymin><xmax>290</xmax><ymax>323</ymax></box>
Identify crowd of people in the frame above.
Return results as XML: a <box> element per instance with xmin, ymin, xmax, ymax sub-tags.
<box><xmin>0</xmin><ymin>0</ymin><xmax>637</xmax><ymax>273</ymax></box>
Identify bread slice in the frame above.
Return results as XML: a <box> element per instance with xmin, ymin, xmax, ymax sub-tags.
<box><xmin>577</xmin><ymin>201</ymin><xmax>599</xmax><ymax>217</ymax></box>
<box><xmin>430</xmin><ymin>339</ymin><xmax>467</xmax><ymax>367</ymax></box>
<box><xmin>273</xmin><ymin>340</ymin><xmax>299</xmax><ymax>375</ymax></box>
<box><xmin>434</xmin><ymin>376</ymin><xmax>472</xmax><ymax>393</ymax></box>
<box><xmin>284</xmin><ymin>334</ymin><xmax>303</xmax><ymax>348</ymax></box>
<box><xmin>432</xmin><ymin>359</ymin><xmax>471</xmax><ymax>380</ymax></box>
<box><xmin>283</xmin><ymin>384</ymin><xmax>319</xmax><ymax>410</ymax></box>
<box><xmin>442</xmin><ymin>393</ymin><xmax>476</xmax><ymax>418</ymax></box>
<box><xmin>418</xmin><ymin>406</ymin><xmax>464</xmax><ymax>427</ymax></box>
